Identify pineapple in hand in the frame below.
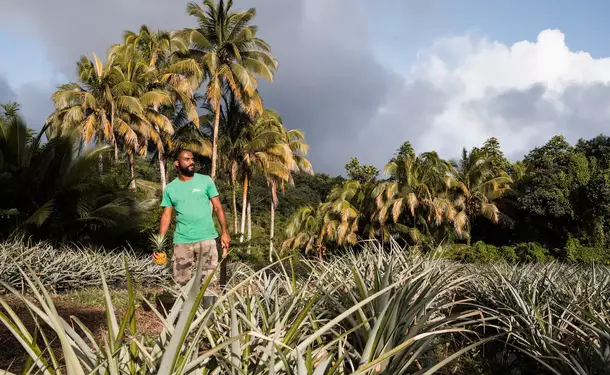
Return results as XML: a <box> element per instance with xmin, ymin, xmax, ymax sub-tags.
<box><xmin>151</xmin><ymin>233</ymin><xmax>168</xmax><ymax>265</ymax></box>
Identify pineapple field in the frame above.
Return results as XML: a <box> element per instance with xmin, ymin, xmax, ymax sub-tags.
<box><xmin>1</xmin><ymin>239</ymin><xmax>610</xmax><ymax>374</ymax></box>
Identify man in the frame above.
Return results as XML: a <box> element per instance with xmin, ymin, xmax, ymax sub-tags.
<box><xmin>154</xmin><ymin>149</ymin><xmax>230</xmax><ymax>294</ymax></box>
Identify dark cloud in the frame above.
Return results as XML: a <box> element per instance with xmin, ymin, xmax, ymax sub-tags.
<box><xmin>0</xmin><ymin>0</ymin><xmax>194</xmax><ymax>75</ymax></box>
<box><xmin>480</xmin><ymin>84</ymin><xmax>557</xmax><ymax>125</ymax></box>
<box><xmin>559</xmin><ymin>83</ymin><xmax>610</xmax><ymax>141</ymax></box>
<box><xmin>458</xmin><ymin>82</ymin><xmax>610</xmax><ymax>161</ymax></box>
<box><xmin>0</xmin><ymin>0</ymin><xmax>400</xmax><ymax>175</ymax></box>
<box><xmin>0</xmin><ymin>76</ymin><xmax>17</xmax><ymax>105</ymax></box>
<box><xmin>365</xmin><ymin>79</ymin><xmax>450</xmax><ymax>169</ymax></box>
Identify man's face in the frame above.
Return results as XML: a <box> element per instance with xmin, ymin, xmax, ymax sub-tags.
<box><xmin>175</xmin><ymin>151</ymin><xmax>195</xmax><ymax>177</ymax></box>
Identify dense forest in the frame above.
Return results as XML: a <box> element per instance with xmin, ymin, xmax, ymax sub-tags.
<box><xmin>1</xmin><ymin>0</ymin><xmax>609</xmax><ymax>266</ymax></box>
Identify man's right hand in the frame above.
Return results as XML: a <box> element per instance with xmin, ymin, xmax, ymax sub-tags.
<box><xmin>152</xmin><ymin>252</ymin><xmax>167</xmax><ymax>265</ymax></box>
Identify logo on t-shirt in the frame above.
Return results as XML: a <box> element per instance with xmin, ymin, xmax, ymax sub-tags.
<box><xmin>192</xmin><ymin>188</ymin><xmax>201</xmax><ymax>193</ymax></box>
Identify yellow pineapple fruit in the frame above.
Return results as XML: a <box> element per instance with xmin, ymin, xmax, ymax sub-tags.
<box><xmin>150</xmin><ymin>233</ymin><xmax>168</xmax><ymax>265</ymax></box>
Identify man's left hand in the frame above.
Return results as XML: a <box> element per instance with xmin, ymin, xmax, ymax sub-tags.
<box><xmin>220</xmin><ymin>231</ymin><xmax>230</xmax><ymax>257</ymax></box>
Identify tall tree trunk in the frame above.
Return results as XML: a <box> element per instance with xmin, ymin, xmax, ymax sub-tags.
<box><xmin>270</xmin><ymin>197</ymin><xmax>275</xmax><ymax>262</ymax></box>
<box><xmin>158</xmin><ymin>149</ymin><xmax>167</xmax><ymax>191</ymax></box>
<box><xmin>128</xmin><ymin>151</ymin><xmax>136</xmax><ymax>192</ymax></box>
<box><xmin>98</xmin><ymin>154</ymin><xmax>103</xmax><ymax>175</ymax></box>
<box><xmin>231</xmin><ymin>161</ymin><xmax>239</xmax><ymax>234</ymax></box>
<box><xmin>247</xmin><ymin>200</ymin><xmax>252</xmax><ymax>254</ymax></box>
<box><xmin>239</xmin><ymin>175</ymin><xmax>249</xmax><ymax>242</ymax></box>
<box><xmin>111</xmin><ymin>102</ymin><xmax>118</xmax><ymax>162</ymax></box>
<box><xmin>232</xmin><ymin>184</ymin><xmax>239</xmax><ymax>234</ymax></box>
<box><xmin>210</xmin><ymin>102</ymin><xmax>221</xmax><ymax>180</ymax></box>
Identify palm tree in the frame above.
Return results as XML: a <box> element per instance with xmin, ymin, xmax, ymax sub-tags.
<box><xmin>112</xmin><ymin>25</ymin><xmax>203</xmax><ymax>190</ymax></box>
<box><xmin>374</xmin><ymin>151</ymin><xmax>458</xmax><ymax>245</ymax></box>
<box><xmin>282</xmin><ymin>205</ymin><xmax>327</xmax><ymax>259</ymax></box>
<box><xmin>182</xmin><ymin>0</ymin><xmax>278</xmax><ymax>180</ymax></box>
<box><xmin>282</xmin><ymin>179</ymin><xmax>382</xmax><ymax>259</ymax></box>
<box><xmin>48</xmin><ymin>54</ymin><xmax>143</xmax><ymax>163</ymax></box>
<box><xmin>450</xmin><ymin>148</ymin><xmax>513</xmax><ymax>244</ymax></box>
<box><xmin>234</xmin><ymin>109</ymin><xmax>292</xmax><ymax>245</ymax></box>
<box><xmin>267</xmin><ymin>126</ymin><xmax>313</xmax><ymax>260</ymax></box>
<box><xmin>201</xmin><ymin>88</ymin><xmax>250</xmax><ymax>234</ymax></box>
<box><xmin>1</xmin><ymin>110</ymin><xmax>147</xmax><ymax>245</ymax></box>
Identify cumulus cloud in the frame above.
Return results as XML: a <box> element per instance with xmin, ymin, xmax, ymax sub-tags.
<box><xmin>389</xmin><ymin>29</ymin><xmax>610</xmax><ymax>163</ymax></box>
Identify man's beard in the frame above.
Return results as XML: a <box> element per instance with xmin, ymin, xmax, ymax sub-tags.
<box><xmin>178</xmin><ymin>165</ymin><xmax>195</xmax><ymax>177</ymax></box>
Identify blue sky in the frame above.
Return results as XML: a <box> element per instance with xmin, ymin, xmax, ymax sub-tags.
<box><xmin>371</xmin><ymin>0</ymin><xmax>610</xmax><ymax>71</ymax></box>
<box><xmin>2</xmin><ymin>0</ymin><xmax>610</xmax><ymax>174</ymax></box>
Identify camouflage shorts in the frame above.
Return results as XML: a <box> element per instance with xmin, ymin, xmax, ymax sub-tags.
<box><xmin>172</xmin><ymin>239</ymin><xmax>219</xmax><ymax>293</ymax></box>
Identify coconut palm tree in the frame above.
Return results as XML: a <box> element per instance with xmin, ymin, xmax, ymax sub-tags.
<box><xmin>450</xmin><ymin>148</ymin><xmax>513</xmax><ymax>244</ymax></box>
<box><xmin>200</xmin><ymin>88</ymin><xmax>250</xmax><ymax>233</ymax></box>
<box><xmin>112</xmin><ymin>25</ymin><xmax>203</xmax><ymax>190</ymax></box>
<box><xmin>374</xmin><ymin>151</ymin><xmax>458</xmax><ymax>245</ymax></box>
<box><xmin>48</xmin><ymin>54</ymin><xmax>143</xmax><ymax>164</ymax></box>
<box><xmin>236</xmin><ymin>109</ymin><xmax>291</xmax><ymax>244</ymax></box>
<box><xmin>181</xmin><ymin>0</ymin><xmax>278</xmax><ymax>180</ymax></box>
<box><xmin>267</xmin><ymin>127</ymin><xmax>313</xmax><ymax>260</ymax></box>
<box><xmin>282</xmin><ymin>178</ymin><xmax>389</xmax><ymax>259</ymax></box>
<box><xmin>282</xmin><ymin>204</ymin><xmax>327</xmax><ymax>259</ymax></box>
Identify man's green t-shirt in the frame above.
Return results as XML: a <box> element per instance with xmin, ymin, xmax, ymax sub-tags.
<box><xmin>161</xmin><ymin>173</ymin><xmax>219</xmax><ymax>244</ymax></box>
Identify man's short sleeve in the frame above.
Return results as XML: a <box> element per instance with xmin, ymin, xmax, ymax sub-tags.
<box><xmin>206</xmin><ymin>176</ymin><xmax>219</xmax><ymax>198</ymax></box>
<box><xmin>161</xmin><ymin>186</ymin><xmax>173</xmax><ymax>207</ymax></box>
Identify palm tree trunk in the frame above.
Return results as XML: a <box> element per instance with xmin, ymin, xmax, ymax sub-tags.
<box><xmin>247</xmin><ymin>200</ymin><xmax>252</xmax><ymax>254</ymax></box>
<box><xmin>231</xmin><ymin>162</ymin><xmax>239</xmax><ymax>234</ymax></box>
<box><xmin>232</xmin><ymin>184</ymin><xmax>239</xmax><ymax>234</ymax></box>
<box><xmin>159</xmin><ymin>149</ymin><xmax>167</xmax><ymax>191</ymax></box>
<box><xmin>210</xmin><ymin>102</ymin><xmax>221</xmax><ymax>180</ymax></box>
<box><xmin>270</xmin><ymin>197</ymin><xmax>275</xmax><ymax>262</ymax></box>
<box><xmin>128</xmin><ymin>151</ymin><xmax>136</xmax><ymax>192</ymax></box>
<box><xmin>112</xmin><ymin>102</ymin><xmax>118</xmax><ymax>162</ymax></box>
<box><xmin>239</xmin><ymin>175</ymin><xmax>249</xmax><ymax>242</ymax></box>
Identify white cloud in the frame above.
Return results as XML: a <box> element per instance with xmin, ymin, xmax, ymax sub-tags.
<box><xmin>374</xmin><ymin>29</ymin><xmax>610</xmax><ymax>165</ymax></box>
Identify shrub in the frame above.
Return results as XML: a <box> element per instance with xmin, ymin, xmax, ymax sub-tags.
<box><xmin>513</xmin><ymin>242</ymin><xmax>551</xmax><ymax>262</ymax></box>
<box><xmin>498</xmin><ymin>245</ymin><xmax>518</xmax><ymax>263</ymax></box>
<box><xmin>564</xmin><ymin>236</ymin><xmax>610</xmax><ymax>263</ymax></box>
<box><xmin>445</xmin><ymin>241</ymin><xmax>516</xmax><ymax>264</ymax></box>
<box><xmin>0</xmin><ymin>114</ymin><xmax>153</xmax><ymax>248</ymax></box>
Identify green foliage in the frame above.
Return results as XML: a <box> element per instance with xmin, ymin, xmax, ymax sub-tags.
<box><xmin>4</xmin><ymin>240</ymin><xmax>610</xmax><ymax>374</ymax></box>
<box><xmin>0</xmin><ymin>240</ymin><xmax>490</xmax><ymax>374</ymax></box>
<box><xmin>462</xmin><ymin>242</ymin><xmax>503</xmax><ymax>263</ymax></box>
<box><xmin>445</xmin><ymin>241</ymin><xmax>515</xmax><ymax>264</ymax></box>
<box><xmin>443</xmin><ymin>241</ymin><xmax>550</xmax><ymax>264</ymax></box>
<box><xmin>0</xmin><ymin>111</ymin><xmax>153</xmax><ymax>247</ymax></box>
<box><xmin>344</xmin><ymin>157</ymin><xmax>379</xmax><ymax>183</ymax></box>
<box><xmin>564</xmin><ymin>235</ymin><xmax>610</xmax><ymax>264</ymax></box>
<box><xmin>513</xmin><ymin>242</ymin><xmax>551</xmax><ymax>262</ymax></box>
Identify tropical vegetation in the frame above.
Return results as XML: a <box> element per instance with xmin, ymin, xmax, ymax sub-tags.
<box><xmin>3</xmin><ymin>0</ymin><xmax>610</xmax><ymax>372</ymax></box>
<box><xmin>3</xmin><ymin>239</ymin><xmax>610</xmax><ymax>374</ymax></box>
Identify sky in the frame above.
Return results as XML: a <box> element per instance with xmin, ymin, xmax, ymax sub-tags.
<box><xmin>1</xmin><ymin>0</ymin><xmax>610</xmax><ymax>175</ymax></box>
